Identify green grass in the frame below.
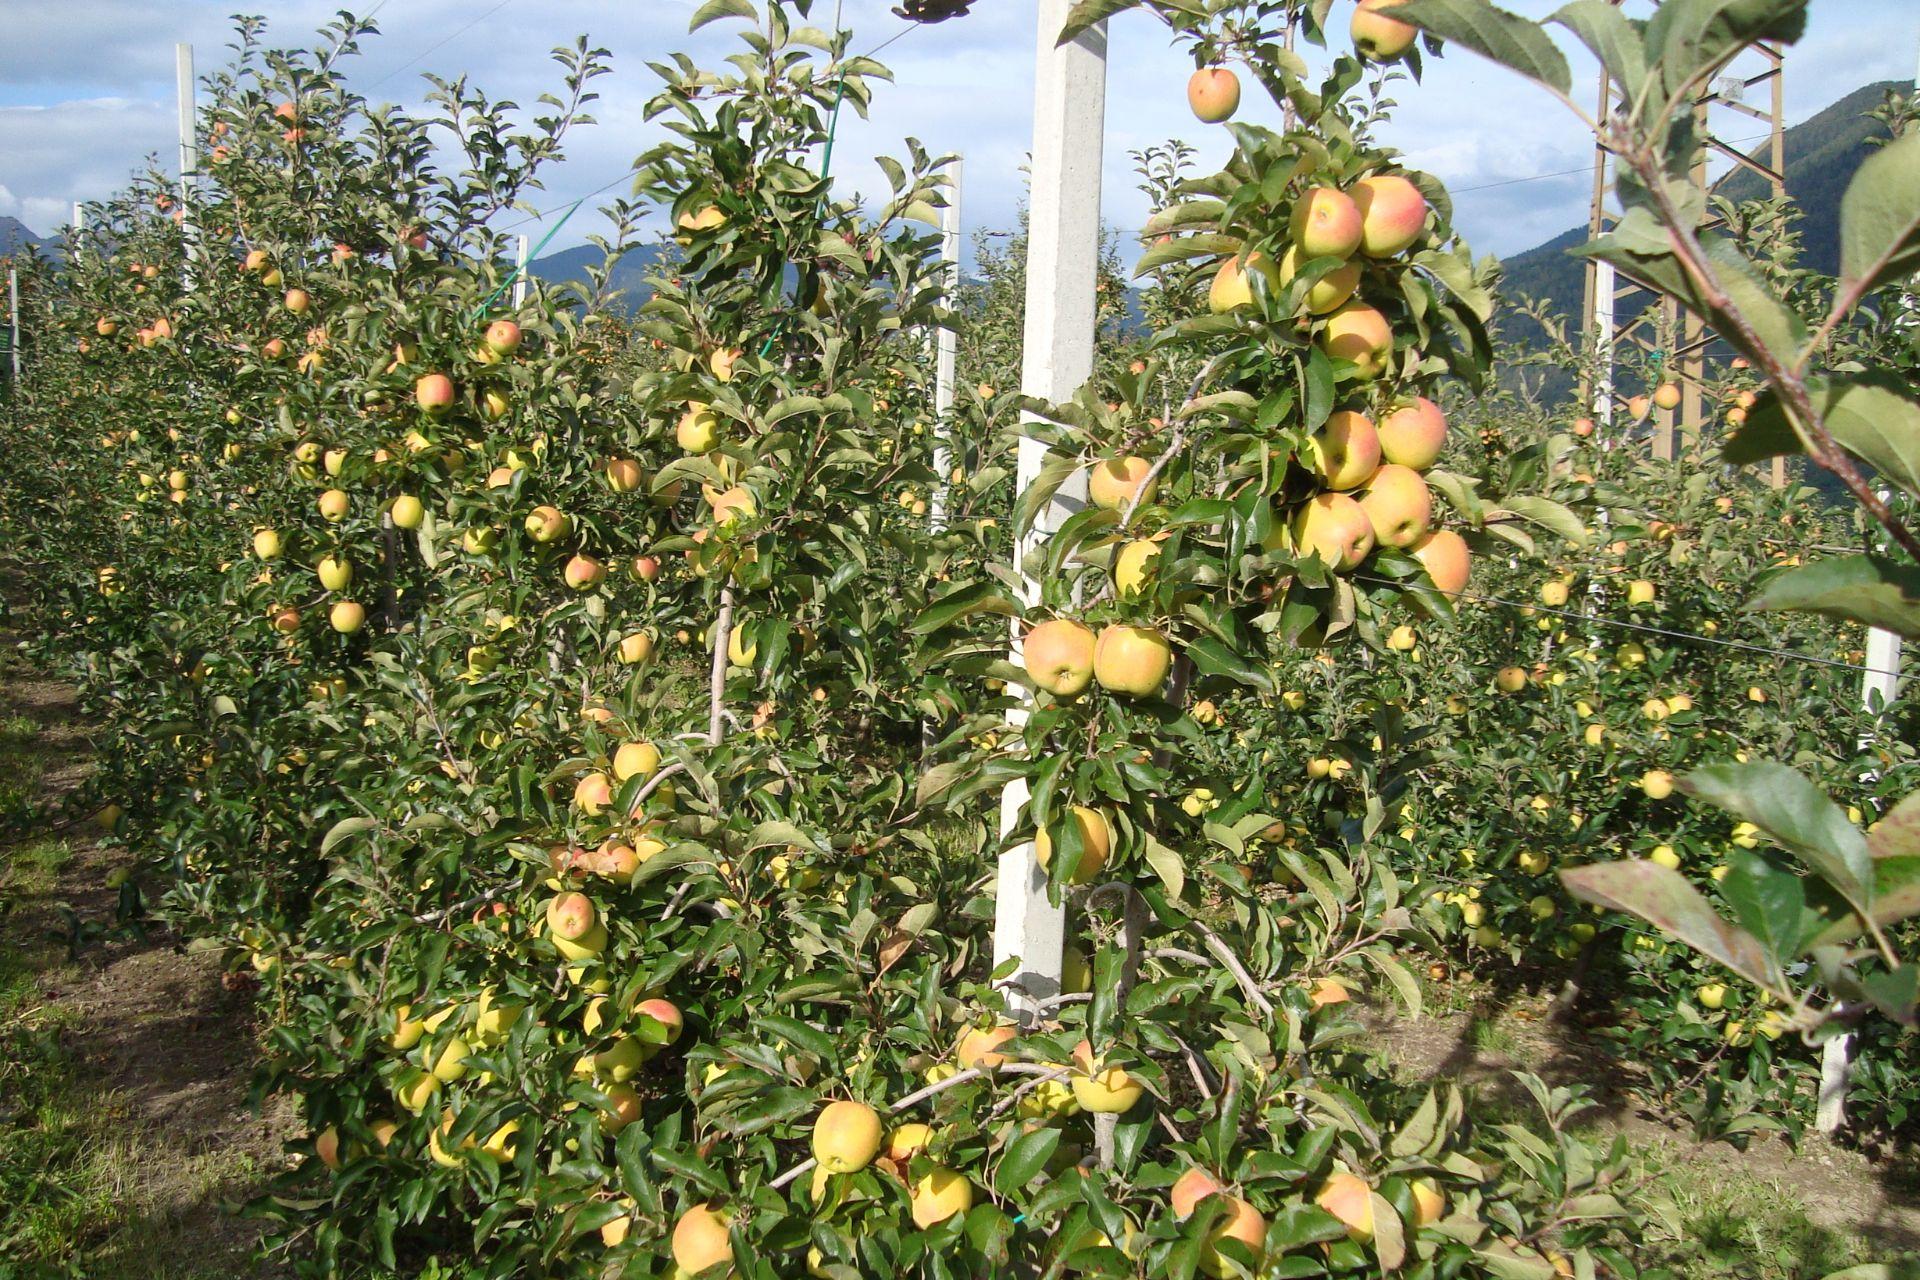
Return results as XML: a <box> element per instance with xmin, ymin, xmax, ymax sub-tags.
<box><xmin>1641</xmin><ymin>1147</ymin><xmax>1895</xmax><ymax>1280</ymax></box>
<box><xmin>1469</xmin><ymin>1014</ymin><xmax>1521</xmax><ymax>1057</ymax></box>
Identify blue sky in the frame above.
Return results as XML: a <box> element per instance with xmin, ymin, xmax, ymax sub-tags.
<box><xmin>2</xmin><ymin>1</ymin><xmax>1915</xmax><ymax>267</ymax></box>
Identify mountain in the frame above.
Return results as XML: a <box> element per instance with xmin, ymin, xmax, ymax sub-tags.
<box><xmin>1499</xmin><ymin>80</ymin><xmax>1905</xmax><ymax>345</ymax></box>
<box><xmin>526</xmin><ymin>241</ymin><xmax>672</xmax><ymax>307</ymax></box>
<box><xmin>0</xmin><ymin>216</ymin><xmax>46</xmax><ymax>259</ymax></box>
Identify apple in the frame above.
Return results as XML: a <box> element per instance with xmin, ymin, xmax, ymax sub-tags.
<box><xmin>618</xmin><ymin>632</ymin><xmax>655</xmax><ymax>664</ymax></box>
<box><xmin>323</xmin><ymin>448</ymin><xmax>348</xmax><ymax>477</ymax></box>
<box><xmin>314</xmin><ymin>1126</ymin><xmax>342</xmax><ymax>1171</ymax></box>
<box><xmin>910</xmin><ymin>1166</ymin><xmax>973</xmax><ymax>1228</ymax></box>
<box><xmin>1357</xmin><ymin>464</ymin><xmax>1432</xmax><ymax>548</ymax></box>
<box><xmin>671</xmin><ymin>1205</ymin><xmax>733</xmax><ymax>1275</ymax></box>
<box><xmin>1024</xmin><ymin>619</ymin><xmax>1096</xmax><ymax>696</ymax></box>
<box><xmin>1319</xmin><ymin>302</ymin><xmax>1394</xmax><ymax>378</ymax></box>
<box><xmin>284</xmin><ymin>288</ymin><xmax>311</xmax><ymax>314</ymax></box>
<box><xmin>1641</xmin><ymin>770</ymin><xmax>1674</xmax><ymax>800</ymax></box>
<box><xmin>1278</xmin><ymin>246</ymin><xmax>1361</xmax><ymax>315</ymax></box>
<box><xmin>261</xmin><ymin>338</ymin><xmax>288</xmax><ymax>361</ymax></box>
<box><xmin>1316</xmin><ymin>1171</ymin><xmax>1374</xmax><ymax>1241</ymax></box>
<box><xmin>1495</xmin><ymin>666</ymin><xmax>1528</xmax><ymax>693</ymax></box>
<box><xmin>1186</xmin><ymin>67</ymin><xmax>1241</xmax><ymax>122</ymax></box>
<box><xmin>1070</xmin><ymin>1041</ymin><xmax>1143</xmax><ymax>1113</ymax></box>
<box><xmin>546</xmin><ymin>892</ymin><xmax>598</xmax><ymax>944</ymax></box>
<box><xmin>678</xmin><ymin>402</ymin><xmax>720</xmax><ymax>453</ymax></box>
<box><xmin>1650</xmin><ymin>845</ymin><xmax>1682</xmax><ymax>870</ymax></box>
<box><xmin>1653</xmin><ymin>382</ymin><xmax>1681</xmax><ymax>411</ymax></box>
<box><xmin>525</xmin><ymin>505</ymin><xmax>570</xmax><ymax>543</ymax></box>
<box><xmin>484</xmin><ymin>320</ymin><xmax>522</xmax><ymax>355</ymax></box>
<box><xmin>1352</xmin><ymin>174</ymin><xmax>1428</xmax><ymax>257</ymax></box>
<box><xmin>1199</xmin><ymin>1197</ymin><xmax>1266</xmax><ymax>1278</ymax></box>
<box><xmin>1386</xmin><ymin>624</ymin><xmax>1416</xmax><ymax>651</ymax></box>
<box><xmin>1093</xmin><ymin>624</ymin><xmax>1172</xmax><ymax>696</ymax></box>
<box><xmin>675</xmin><ymin>206</ymin><xmax>728</xmax><ymax>234</ymax></box>
<box><xmin>1352</xmin><ymin>0</ymin><xmax>1418</xmax><ymax>61</ymax></box>
<box><xmin>317</xmin><ymin>489</ymin><xmax>349</xmax><ymax>522</ymax></box>
<box><xmin>1113</xmin><ymin>538</ymin><xmax>1162</xmax><ymax>598</ymax></box>
<box><xmin>1697</xmin><ymin>983</ymin><xmax>1727</xmax><ymax>1010</ymax></box>
<box><xmin>709</xmin><ymin>347</ymin><xmax>743</xmax><ymax>382</ymax></box>
<box><xmin>1088</xmin><ymin>455</ymin><xmax>1157</xmax><ymax>511</ymax></box>
<box><xmin>1408</xmin><ymin>529</ymin><xmax>1469</xmax><ymax>596</ymax></box>
<box><xmin>956</xmin><ymin>1023</ymin><xmax>1017</xmax><ymax>1070</ymax></box>
<box><xmin>635</xmin><ymin>998</ymin><xmax>683</xmax><ymax>1048</ymax></box>
<box><xmin>316</xmin><ymin>555</ymin><xmax>352</xmax><ymax>590</ymax></box>
<box><xmin>481</xmin><ymin>389</ymin><xmax>510</xmax><ymax>420</ymax></box>
<box><xmin>329</xmin><ymin>600</ymin><xmax>366</xmax><ymax>634</ymax></box>
<box><xmin>709</xmin><ymin>485</ymin><xmax>757</xmax><ymax>527</ymax></box>
<box><xmin>1376</xmin><ymin>397</ymin><xmax>1447</xmax><ymax>469</ymax></box>
<box><xmin>253</xmin><ymin>529</ymin><xmax>283</xmax><ymax>560</ymax></box>
<box><xmin>1208</xmin><ymin>251</ymin><xmax>1280</xmax><ymax>314</ymax></box>
<box><xmin>574</xmin><ymin>772</ymin><xmax>613</xmax><ymax>815</ymax></box>
<box><xmin>243</xmin><ymin>249</ymin><xmax>270</xmax><ymax>273</ymax></box>
<box><xmin>1308</xmin><ymin>409</ymin><xmax>1381</xmax><ymax>490</ymax></box>
<box><xmin>604</xmin><ymin>458</ymin><xmax>643</xmax><ymax>492</ymax></box>
<box><xmin>1627</xmin><ymin>579</ymin><xmax>1655</xmax><ymax>605</ymax></box>
<box><xmin>563</xmin><ymin>554</ymin><xmax>605</xmax><ymax>590</ymax></box>
<box><xmin>270</xmin><ymin>605</ymin><xmax>302</xmax><ymax>634</ymax></box>
<box><xmin>462</xmin><ymin>527</ymin><xmax>499</xmax><ymax>555</ymax></box>
<box><xmin>1540</xmin><ymin>581</ymin><xmax>1569</xmax><ymax>607</ymax></box>
<box><xmin>613</xmin><ymin>741</ymin><xmax>660</xmax><ymax>782</ymax></box>
<box><xmin>389</xmin><ymin>495</ymin><xmax>424</xmax><ymax>529</ymax></box>
<box><xmin>1410</xmin><ymin>1177</ymin><xmax>1446</xmax><ymax>1227</ymax></box>
<box><xmin>812</xmin><ymin>1099</ymin><xmax>884</xmax><ymax>1173</ymax></box>
<box><xmin>631</xmin><ymin>555</ymin><xmax>661</xmax><ymax>582</ymax></box>
<box><xmin>1035</xmin><ymin>805</ymin><xmax>1112</xmax><ymax>885</ymax></box>
<box><xmin>1291</xmin><ymin>492</ymin><xmax>1374</xmax><ymax>569</ymax></box>
<box><xmin>1290</xmin><ymin>186</ymin><xmax>1365</xmax><ymax>260</ymax></box>
<box><xmin>414</xmin><ymin>373</ymin><xmax>455</xmax><ymax>416</ymax></box>
<box><xmin>1171</xmin><ymin>1167</ymin><xmax>1225</xmax><ymax>1219</ymax></box>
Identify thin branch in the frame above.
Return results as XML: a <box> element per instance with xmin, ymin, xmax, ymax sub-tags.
<box><xmin>1193</xmin><ymin>919</ymin><xmax>1274</xmax><ymax>1017</ymax></box>
<box><xmin>709</xmin><ymin>586</ymin><xmax>734</xmax><ymax>746</ymax></box>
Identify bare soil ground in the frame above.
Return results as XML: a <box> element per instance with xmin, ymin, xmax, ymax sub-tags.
<box><xmin>0</xmin><ymin>644</ymin><xmax>292</xmax><ymax>1278</ymax></box>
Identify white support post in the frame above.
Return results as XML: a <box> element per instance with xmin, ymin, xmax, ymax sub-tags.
<box><xmin>7</xmin><ymin>265</ymin><xmax>19</xmax><ymax>384</ymax></box>
<box><xmin>176</xmin><ymin>43</ymin><xmax>197</xmax><ymax>284</ymax></box>
<box><xmin>1592</xmin><ymin>258</ymin><xmax>1616</xmax><ymax>433</ymax></box>
<box><xmin>992</xmin><ymin>0</ymin><xmax>1107</xmax><ymax>1020</ymax></box>
<box><xmin>512</xmin><ymin>234</ymin><xmax>530</xmax><ymax>308</ymax></box>
<box><xmin>73</xmin><ymin>203</ymin><xmax>85</xmax><ymax>233</ymax></box>
<box><xmin>928</xmin><ymin>157</ymin><xmax>963</xmax><ymax>533</ymax></box>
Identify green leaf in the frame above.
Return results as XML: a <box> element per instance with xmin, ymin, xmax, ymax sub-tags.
<box><xmin>1643</xmin><ymin>0</ymin><xmax>1805</xmax><ymax>99</ymax></box>
<box><xmin>689</xmin><ymin>0</ymin><xmax>756</xmax><ymax>31</ymax></box>
<box><xmin>995</xmin><ymin>1125</ymin><xmax>1061</xmax><ymax>1194</ymax></box>
<box><xmin>1744</xmin><ymin>556</ymin><xmax>1920</xmax><ymax>641</ymax></box>
<box><xmin>1390</xmin><ymin>0</ymin><xmax>1572</xmax><ymax>94</ymax></box>
<box><xmin>1558</xmin><ymin>861</ymin><xmax>1777</xmax><ymax>986</ymax></box>
<box><xmin>1143</xmin><ymin>834</ymin><xmax>1186</xmax><ymax>902</ymax></box>
<box><xmin>1361</xmin><ymin>948</ymin><xmax>1422</xmax><ymax>1017</ymax></box>
<box><xmin>1717</xmin><ymin>847</ymin><xmax>1818</xmax><ymax>966</ymax></box>
<box><xmin>1842</xmin><ymin>129</ymin><xmax>1920</xmax><ymax>293</ymax></box>
<box><xmin>1725</xmin><ymin>376</ymin><xmax>1920</xmax><ymax>501</ymax></box>
<box><xmin>1184</xmin><ymin>634</ymin><xmax>1275</xmax><ymax>692</ymax></box>
<box><xmin>1550</xmin><ymin>1</ymin><xmax>1647</xmax><ymax>97</ymax></box>
<box><xmin>1492</xmin><ymin>496</ymin><xmax>1588</xmax><ymax>547</ymax></box>
<box><xmin>1473</xmin><ymin>1248</ymin><xmax>1560</xmax><ymax>1280</ymax></box>
<box><xmin>321</xmin><ymin>815</ymin><xmax>377</xmax><ymax>855</ymax></box>
<box><xmin>911</xmin><ymin>580</ymin><xmax>1019</xmax><ymax>635</ymax></box>
<box><xmin>1684</xmin><ymin>763</ymin><xmax>1874</xmax><ymax>916</ymax></box>
<box><xmin>1058</xmin><ymin>0</ymin><xmax>1142</xmax><ymax>44</ymax></box>
<box><xmin>1869</xmin><ymin>792</ymin><xmax>1920</xmax><ymax>861</ymax></box>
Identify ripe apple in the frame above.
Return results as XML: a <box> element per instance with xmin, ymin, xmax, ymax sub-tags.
<box><xmin>1352</xmin><ymin>174</ymin><xmax>1428</xmax><ymax>258</ymax></box>
<box><xmin>1319</xmin><ymin>302</ymin><xmax>1394</xmax><ymax>378</ymax></box>
<box><xmin>618</xmin><ymin>632</ymin><xmax>655</xmax><ymax>664</ymax></box>
<box><xmin>323</xmin><ymin>448</ymin><xmax>348</xmax><ymax>477</ymax></box>
<box><xmin>635</xmin><ymin>998</ymin><xmax>683</xmax><ymax>1048</ymax></box>
<box><xmin>1408</xmin><ymin>529</ymin><xmax>1469</xmax><ymax>596</ymax></box>
<box><xmin>563</xmin><ymin>554</ymin><xmax>605</xmax><ymax>590</ymax></box>
<box><xmin>1171</xmin><ymin>1167</ymin><xmax>1225</xmax><ymax>1219</ymax></box>
<box><xmin>1495</xmin><ymin>666</ymin><xmax>1528</xmax><ymax>693</ymax></box>
<box><xmin>675</xmin><ymin>205</ymin><xmax>728</xmax><ymax>234</ymax></box>
<box><xmin>1358</xmin><ymin>464</ymin><xmax>1432</xmax><ymax>548</ymax></box>
<box><xmin>604</xmin><ymin>458</ymin><xmax>643</xmax><ymax>492</ymax></box>
<box><xmin>1376</xmin><ymin>397</ymin><xmax>1447</xmax><ymax>469</ymax></box>
<box><xmin>284</xmin><ymin>288</ymin><xmax>311</xmax><ymax>314</ymax></box>
<box><xmin>1208</xmin><ymin>251</ymin><xmax>1280</xmax><ymax>314</ymax></box>
<box><xmin>1650</xmin><ymin>845</ymin><xmax>1682</xmax><ymax>870</ymax></box>
<box><xmin>261</xmin><ymin>338</ymin><xmax>288</xmax><ymax>361</ymax></box>
<box><xmin>463</xmin><ymin>527</ymin><xmax>499</xmax><ymax>555</ymax></box>
<box><xmin>671</xmin><ymin>1204</ymin><xmax>733</xmax><ymax>1275</ymax></box>
<box><xmin>574</xmin><ymin>771</ymin><xmax>613</xmax><ymax>816</ymax></box>
<box><xmin>243</xmin><ymin>249</ymin><xmax>270</xmax><ymax>273</ymax></box>
<box><xmin>678</xmin><ymin>402</ymin><xmax>720</xmax><ymax>452</ymax></box>
<box><xmin>1093</xmin><ymin>624</ymin><xmax>1173</xmax><ymax>696</ymax></box>
<box><xmin>1187</xmin><ymin>67</ymin><xmax>1241</xmax><ymax>122</ymax></box>
<box><xmin>631</xmin><ymin>555</ymin><xmax>661</xmax><ymax>582</ymax></box>
<box><xmin>390</xmin><ymin>495</ymin><xmax>425</xmax><ymax>529</ymax></box>
<box><xmin>1087</xmin><ymin>455</ymin><xmax>1157</xmax><ymax>510</ymax></box>
<box><xmin>1024</xmin><ymin>619</ymin><xmax>1097</xmax><ymax>696</ymax></box>
<box><xmin>1352</xmin><ymin>0</ymin><xmax>1418</xmax><ymax>61</ymax></box>
<box><xmin>481</xmin><ymin>389</ymin><xmax>510</xmax><ymax>420</ymax></box>
<box><xmin>709</xmin><ymin>346</ymin><xmax>743</xmax><ymax>382</ymax></box>
<box><xmin>484</xmin><ymin>319</ymin><xmax>522</xmax><ymax>355</ymax></box>
<box><xmin>956</xmin><ymin>1023</ymin><xmax>1017</xmax><ymax>1070</ymax></box>
<box><xmin>1200</xmin><ymin>1197</ymin><xmax>1267</xmax><ymax>1279</ymax></box>
<box><xmin>1035</xmin><ymin>805</ymin><xmax>1112</xmax><ymax>885</ymax></box>
<box><xmin>316</xmin><ymin>555</ymin><xmax>353</xmax><ymax>590</ymax></box>
<box><xmin>253</xmin><ymin>528</ymin><xmax>282</xmax><ymax>560</ymax></box>
<box><xmin>525</xmin><ymin>505</ymin><xmax>570</xmax><ymax>543</ymax></box>
<box><xmin>270</xmin><ymin>605</ymin><xmax>302</xmax><ymax>633</ymax></box>
<box><xmin>1410</xmin><ymin>1177</ymin><xmax>1446</xmax><ymax>1227</ymax></box>
<box><xmin>329</xmin><ymin>600</ymin><xmax>366</xmax><ymax>634</ymax></box>
<box><xmin>1290</xmin><ymin>187</ymin><xmax>1365</xmax><ymax>260</ymax></box>
<box><xmin>318</xmin><ymin>489</ymin><xmax>349</xmax><ymax>521</ymax></box>
<box><xmin>910</xmin><ymin>1166</ymin><xmax>974</xmax><ymax>1228</ymax></box>
<box><xmin>812</xmin><ymin>1100</ymin><xmax>884</xmax><ymax>1173</ymax></box>
<box><xmin>1653</xmin><ymin>382</ymin><xmax>1681</xmax><ymax>411</ymax></box>
<box><xmin>709</xmin><ymin>485</ymin><xmax>757</xmax><ymax>527</ymax></box>
<box><xmin>1277</xmin><ymin>246</ymin><xmax>1361</xmax><ymax>315</ymax></box>
<box><xmin>546</xmin><ymin>891</ymin><xmax>598</xmax><ymax>944</ymax></box>
<box><xmin>1627</xmin><ymin>579</ymin><xmax>1655</xmax><ymax>605</ymax></box>
<box><xmin>1113</xmin><ymin>538</ymin><xmax>1162</xmax><ymax>598</ymax></box>
<box><xmin>1070</xmin><ymin>1041</ymin><xmax>1143</xmax><ymax>1113</ymax></box>
<box><xmin>1641</xmin><ymin>770</ymin><xmax>1674</xmax><ymax>800</ymax></box>
<box><xmin>1316</xmin><ymin>1171</ymin><xmax>1375</xmax><ymax>1241</ymax></box>
<box><xmin>613</xmin><ymin>741</ymin><xmax>660</xmax><ymax>782</ymax></box>
<box><xmin>1308</xmin><ymin>409</ymin><xmax>1381</xmax><ymax>490</ymax></box>
<box><xmin>1291</xmin><ymin>492</ymin><xmax>1374</xmax><ymax>569</ymax></box>
<box><xmin>1697</xmin><ymin>982</ymin><xmax>1727</xmax><ymax>1010</ymax></box>
<box><xmin>414</xmin><ymin>373</ymin><xmax>455</xmax><ymax>416</ymax></box>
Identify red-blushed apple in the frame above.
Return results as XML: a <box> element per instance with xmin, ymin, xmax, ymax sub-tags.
<box><xmin>631</xmin><ymin>554</ymin><xmax>662</xmax><ymax>581</ymax></box>
<box><xmin>1278</xmin><ymin>247</ymin><xmax>1361</xmax><ymax>315</ymax></box>
<box><xmin>956</xmin><ymin>1023</ymin><xmax>1018</xmax><ymax>1069</ymax></box>
<box><xmin>318</xmin><ymin>489</ymin><xmax>349</xmax><ymax>521</ymax></box>
<box><xmin>1358</xmin><ymin>463</ymin><xmax>1433</xmax><ymax>548</ymax></box>
<box><xmin>284</xmin><ymin>288</ymin><xmax>311</xmax><ymax>314</ymax></box>
<box><xmin>1653</xmin><ymin>381</ymin><xmax>1681</xmax><ymax>410</ymax></box>
<box><xmin>414</xmin><ymin>373</ymin><xmax>455</xmax><ymax>416</ymax></box>
<box><xmin>573</xmin><ymin>771</ymin><xmax>613</xmax><ymax>815</ymax></box>
<box><xmin>1352</xmin><ymin>0</ymin><xmax>1418</xmax><ymax>61</ymax></box>
<box><xmin>1292</xmin><ymin>492</ymin><xmax>1375</xmax><ymax>569</ymax></box>
<box><xmin>708</xmin><ymin>485</ymin><xmax>756</xmax><ymax>527</ymax></box>
<box><xmin>1308</xmin><ymin>410</ymin><xmax>1381</xmax><ymax>491</ymax></box>
<box><xmin>1408</xmin><ymin>528</ymin><xmax>1470</xmax><ymax>596</ymax></box>
<box><xmin>524</xmin><ymin>505</ymin><xmax>570</xmax><ymax>543</ymax></box>
<box><xmin>1376</xmin><ymin>396</ymin><xmax>1448</xmax><ymax>469</ymax></box>
<box><xmin>1087</xmin><ymin>455</ymin><xmax>1157</xmax><ymax>510</ymax></box>
<box><xmin>1035</xmin><ymin>805</ymin><xmax>1112</xmax><ymax>884</ymax></box>
<box><xmin>1024</xmin><ymin>618</ymin><xmax>1097</xmax><ymax>696</ymax></box>
<box><xmin>563</xmin><ymin>554</ymin><xmax>605</xmax><ymax>590</ymax></box>
<box><xmin>672</xmin><ymin>1205</ymin><xmax>733</xmax><ymax>1275</ymax></box>
<box><xmin>1187</xmin><ymin>67</ymin><xmax>1241</xmax><ymax>122</ymax></box>
<box><xmin>1289</xmin><ymin>187</ymin><xmax>1364</xmax><ymax>260</ymax></box>
<box><xmin>1319</xmin><ymin>302</ymin><xmax>1394</xmax><ymax>379</ymax></box>
<box><xmin>1208</xmin><ymin>252</ymin><xmax>1281</xmax><ymax>314</ymax></box>
<box><xmin>1353</xmin><ymin>173</ymin><xmax>1428</xmax><ymax>257</ymax></box>
<box><xmin>484</xmin><ymin>319</ymin><xmax>522</xmax><ymax>355</ymax></box>
<box><xmin>1171</xmin><ymin>1167</ymin><xmax>1226</xmax><ymax>1219</ymax></box>
<box><xmin>1092</xmin><ymin>623</ymin><xmax>1173</xmax><ymax>696</ymax></box>
<box><xmin>1316</xmin><ymin>1171</ymin><xmax>1375</xmax><ymax>1241</ymax></box>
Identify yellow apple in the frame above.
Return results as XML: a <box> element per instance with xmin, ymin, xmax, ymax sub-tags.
<box><xmin>1087</xmin><ymin>455</ymin><xmax>1157</xmax><ymax>510</ymax></box>
<box><xmin>1186</xmin><ymin>67</ymin><xmax>1241</xmax><ymax>122</ymax></box>
<box><xmin>812</xmin><ymin>1100</ymin><xmax>884</xmax><ymax>1174</ymax></box>
<box><xmin>1308</xmin><ymin>409</ymin><xmax>1381</xmax><ymax>490</ymax></box>
<box><xmin>1290</xmin><ymin>186</ymin><xmax>1364</xmax><ymax>259</ymax></box>
<box><xmin>1035</xmin><ymin>806</ymin><xmax>1112</xmax><ymax>885</ymax></box>
<box><xmin>1352</xmin><ymin>0</ymin><xmax>1418</xmax><ymax>60</ymax></box>
<box><xmin>1208</xmin><ymin>251</ymin><xmax>1280</xmax><ymax>314</ymax></box>
<box><xmin>1291</xmin><ymin>492</ymin><xmax>1374</xmax><ymax>569</ymax></box>
<box><xmin>1278</xmin><ymin>245</ymin><xmax>1361</xmax><ymax>315</ymax></box>
<box><xmin>1092</xmin><ymin>623</ymin><xmax>1172</xmax><ymax>696</ymax></box>
<box><xmin>671</xmin><ymin>1204</ymin><xmax>733</xmax><ymax>1274</ymax></box>
<box><xmin>1024</xmin><ymin>619</ymin><xmax>1097</xmax><ymax>696</ymax></box>
<box><xmin>1357</xmin><ymin>463</ymin><xmax>1431</xmax><ymax>548</ymax></box>
<box><xmin>1353</xmin><ymin>173</ymin><xmax>1428</xmax><ymax>257</ymax></box>
<box><xmin>911</xmin><ymin>1166</ymin><xmax>974</xmax><ymax>1228</ymax></box>
<box><xmin>1376</xmin><ymin>396</ymin><xmax>1447</xmax><ymax>470</ymax></box>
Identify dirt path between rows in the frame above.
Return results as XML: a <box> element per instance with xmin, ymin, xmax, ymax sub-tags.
<box><xmin>0</xmin><ymin>639</ymin><xmax>292</xmax><ymax>1278</ymax></box>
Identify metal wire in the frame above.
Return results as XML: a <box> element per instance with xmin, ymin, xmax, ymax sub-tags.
<box><xmin>1352</xmin><ymin>574</ymin><xmax>1897</xmax><ymax>677</ymax></box>
<box><xmin>363</xmin><ymin>0</ymin><xmax>516</xmax><ymax>92</ymax></box>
